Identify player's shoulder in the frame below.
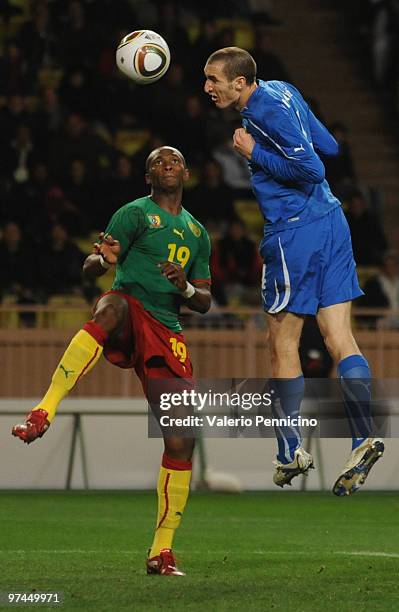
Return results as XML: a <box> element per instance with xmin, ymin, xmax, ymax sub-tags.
<box><xmin>116</xmin><ymin>196</ymin><xmax>151</xmax><ymax>213</ymax></box>
<box><xmin>181</xmin><ymin>207</ymin><xmax>209</xmax><ymax>239</ymax></box>
<box><xmin>257</xmin><ymin>78</ymin><xmax>295</xmax><ymax>94</ymax></box>
<box><xmin>113</xmin><ymin>196</ymin><xmax>153</xmax><ymax>224</ymax></box>
<box><xmin>252</xmin><ymin>80</ymin><xmax>307</xmax><ymax>126</ymax></box>
<box><xmin>245</xmin><ymin>80</ymin><xmax>295</xmax><ymax>123</ymax></box>
<box><xmin>108</xmin><ymin>197</ymin><xmax>151</xmax><ymax>232</ymax></box>
<box><xmin>259</xmin><ymin>80</ymin><xmax>299</xmax><ymax>104</ymax></box>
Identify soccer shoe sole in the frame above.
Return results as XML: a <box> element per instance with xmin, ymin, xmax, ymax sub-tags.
<box><xmin>332</xmin><ymin>440</ymin><xmax>385</xmax><ymax>496</ymax></box>
<box><xmin>146</xmin><ymin>566</ymin><xmax>185</xmax><ymax>576</ymax></box>
<box><xmin>273</xmin><ymin>461</ymin><xmax>315</xmax><ymax>488</ymax></box>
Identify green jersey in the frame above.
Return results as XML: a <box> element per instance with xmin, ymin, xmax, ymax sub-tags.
<box><xmin>105</xmin><ymin>195</ymin><xmax>211</xmax><ymax>332</ymax></box>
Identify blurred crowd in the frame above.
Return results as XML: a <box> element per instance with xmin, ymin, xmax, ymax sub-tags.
<box><xmin>339</xmin><ymin>0</ymin><xmax>399</xmax><ymax>108</ymax></box>
<box><xmin>0</xmin><ymin>0</ymin><xmax>395</xmax><ymax>322</ymax></box>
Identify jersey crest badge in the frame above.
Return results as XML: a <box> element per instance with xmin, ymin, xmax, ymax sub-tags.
<box><xmin>188</xmin><ymin>221</ymin><xmax>201</xmax><ymax>237</ymax></box>
<box><xmin>147</xmin><ymin>214</ymin><xmax>162</xmax><ymax>227</ymax></box>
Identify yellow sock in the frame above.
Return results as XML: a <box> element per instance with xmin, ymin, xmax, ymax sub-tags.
<box><xmin>149</xmin><ymin>454</ymin><xmax>192</xmax><ymax>557</ymax></box>
<box><xmin>34</xmin><ymin>323</ymin><xmax>107</xmax><ymax>422</ymax></box>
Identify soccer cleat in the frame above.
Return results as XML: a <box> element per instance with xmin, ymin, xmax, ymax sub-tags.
<box><xmin>333</xmin><ymin>438</ymin><xmax>385</xmax><ymax>496</ymax></box>
<box><xmin>11</xmin><ymin>409</ymin><xmax>50</xmax><ymax>444</ymax></box>
<box><xmin>146</xmin><ymin>548</ymin><xmax>185</xmax><ymax>576</ymax></box>
<box><xmin>273</xmin><ymin>447</ymin><xmax>314</xmax><ymax>488</ymax></box>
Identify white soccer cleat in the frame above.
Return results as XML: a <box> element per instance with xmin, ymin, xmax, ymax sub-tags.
<box><xmin>273</xmin><ymin>447</ymin><xmax>314</xmax><ymax>488</ymax></box>
<box><xmin>333</xmin><ymin>438</ymin><xmax>385</xmax><ymax>497</ymax></box>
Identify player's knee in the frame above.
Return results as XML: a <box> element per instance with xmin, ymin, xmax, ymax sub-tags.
<box><xmin>164</xmin><ymin>437</ymin><xmax>195</xmax><ymax>462</ymax></box>
<box><xmin>269</xmin><ymin>335</ymin><xmax>299</xmax><ymax>361</ymax></box>
<box><xmin>93</xmin><ymin>295</ymin><xmax>128</xmax><ymax>333</ymax></box>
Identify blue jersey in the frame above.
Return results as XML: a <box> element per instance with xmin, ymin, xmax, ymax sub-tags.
<box><xmin>241</xmin><ymin>80</ymin><xmax>340</xmax><ymax>235</ymax></box>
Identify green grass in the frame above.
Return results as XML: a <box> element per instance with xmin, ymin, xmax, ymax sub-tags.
<box><xmin>0</xmin><ymin>491</ymin><xmax>398</xmax><ymax>611</ymax></box>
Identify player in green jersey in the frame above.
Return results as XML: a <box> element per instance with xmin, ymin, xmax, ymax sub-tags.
<box><xmin>12</xmin><ymin>146</ymin><xmax>212</xmax><ymax>576</ymax></box>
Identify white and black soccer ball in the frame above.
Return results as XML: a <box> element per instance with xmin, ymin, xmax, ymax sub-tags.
<box><xmin>116</xmin><ymin>29</ymin><xmax>170</xmax><ymax>84</ymax></box>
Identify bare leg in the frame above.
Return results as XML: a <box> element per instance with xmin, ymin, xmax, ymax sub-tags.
<box><xmin>316</xmin><ymin>302</ymin><xmax>361</xmax><ymax>364</ymax></box>
<box><xmin>266</xmin><ymin>311</ymin><xmax>305</xmax><ymax>378</ymax></box>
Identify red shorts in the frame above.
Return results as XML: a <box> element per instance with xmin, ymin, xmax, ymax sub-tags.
<box><xmin>98</xmin><ymin>291</ymin><xmax>193</xmax><ymax>396</ymax></box>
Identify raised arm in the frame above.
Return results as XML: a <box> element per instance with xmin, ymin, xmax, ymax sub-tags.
<box><xmin>83</xmin><ymin>233</ymin><xmax>120</xmax><ymax>280</ymax></box>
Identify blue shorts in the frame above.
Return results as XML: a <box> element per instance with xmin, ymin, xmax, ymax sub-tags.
<box><xmin>260</xmin><ymin>207</ymin><xmax>363</xmax><ymax>315</ymax></box>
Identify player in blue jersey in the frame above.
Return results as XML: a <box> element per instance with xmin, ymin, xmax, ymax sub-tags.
<box><xmin>204</xmin><ymin>47</ymin><xmax>384</xmax><ymax>495</ymax></box>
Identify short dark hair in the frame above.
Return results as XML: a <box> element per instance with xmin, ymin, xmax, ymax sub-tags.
<box><xmin>206</xmin><ymin>47</ymin><xmax>257</xmax><ymax>84</ymax></box>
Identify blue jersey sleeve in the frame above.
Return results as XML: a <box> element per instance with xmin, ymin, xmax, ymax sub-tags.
<box><xmin>251</xmin><ymin>143</ymin><xmax>325</xmax><ymax>184</ymax></box>
<box><xmin>248</xmin><ymin>104</ymin><xmax>325</xmax><ymax>184</ymax></box>
<box><xmin>308</xmin><ymin>109</ymin><xmax>338</xmax><ymax>157</ymax></box>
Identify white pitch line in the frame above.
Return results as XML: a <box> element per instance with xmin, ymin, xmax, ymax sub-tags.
<box><xmin>336</xmin><ymin>551</ymin><xmax>399</xmax><ymax>559</ymax></box>
<box><xmin>1</xmin><ymin>550</ymin><xmax>398</xmax><ymax>558</ymax></box>
<box><xmin>253</xmin><ymin>551</ymin><xmax>399</xmax><ymax>559</ymax></box>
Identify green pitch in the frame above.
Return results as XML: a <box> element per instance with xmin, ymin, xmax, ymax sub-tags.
<box><xmin>0</xmin><ymin>491</ymin><xmax>398</xmax><ymax>611</ymax></box>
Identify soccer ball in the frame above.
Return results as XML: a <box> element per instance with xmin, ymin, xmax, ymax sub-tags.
<box><xmin>116</xmin><ymin>30</ymin><xmax>170</xmax><ymax>84</ymax></box>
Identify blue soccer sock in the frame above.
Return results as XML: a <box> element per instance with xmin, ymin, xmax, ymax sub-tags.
<box><xmin>271</xmin><ymin>375</ymin><xmax>305</xmax><ymax>464</ymax></box>
<box><xmin>338</xmin><ymin>355</ymin><xmax>372</xmax><ymax>450</ymax></box>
